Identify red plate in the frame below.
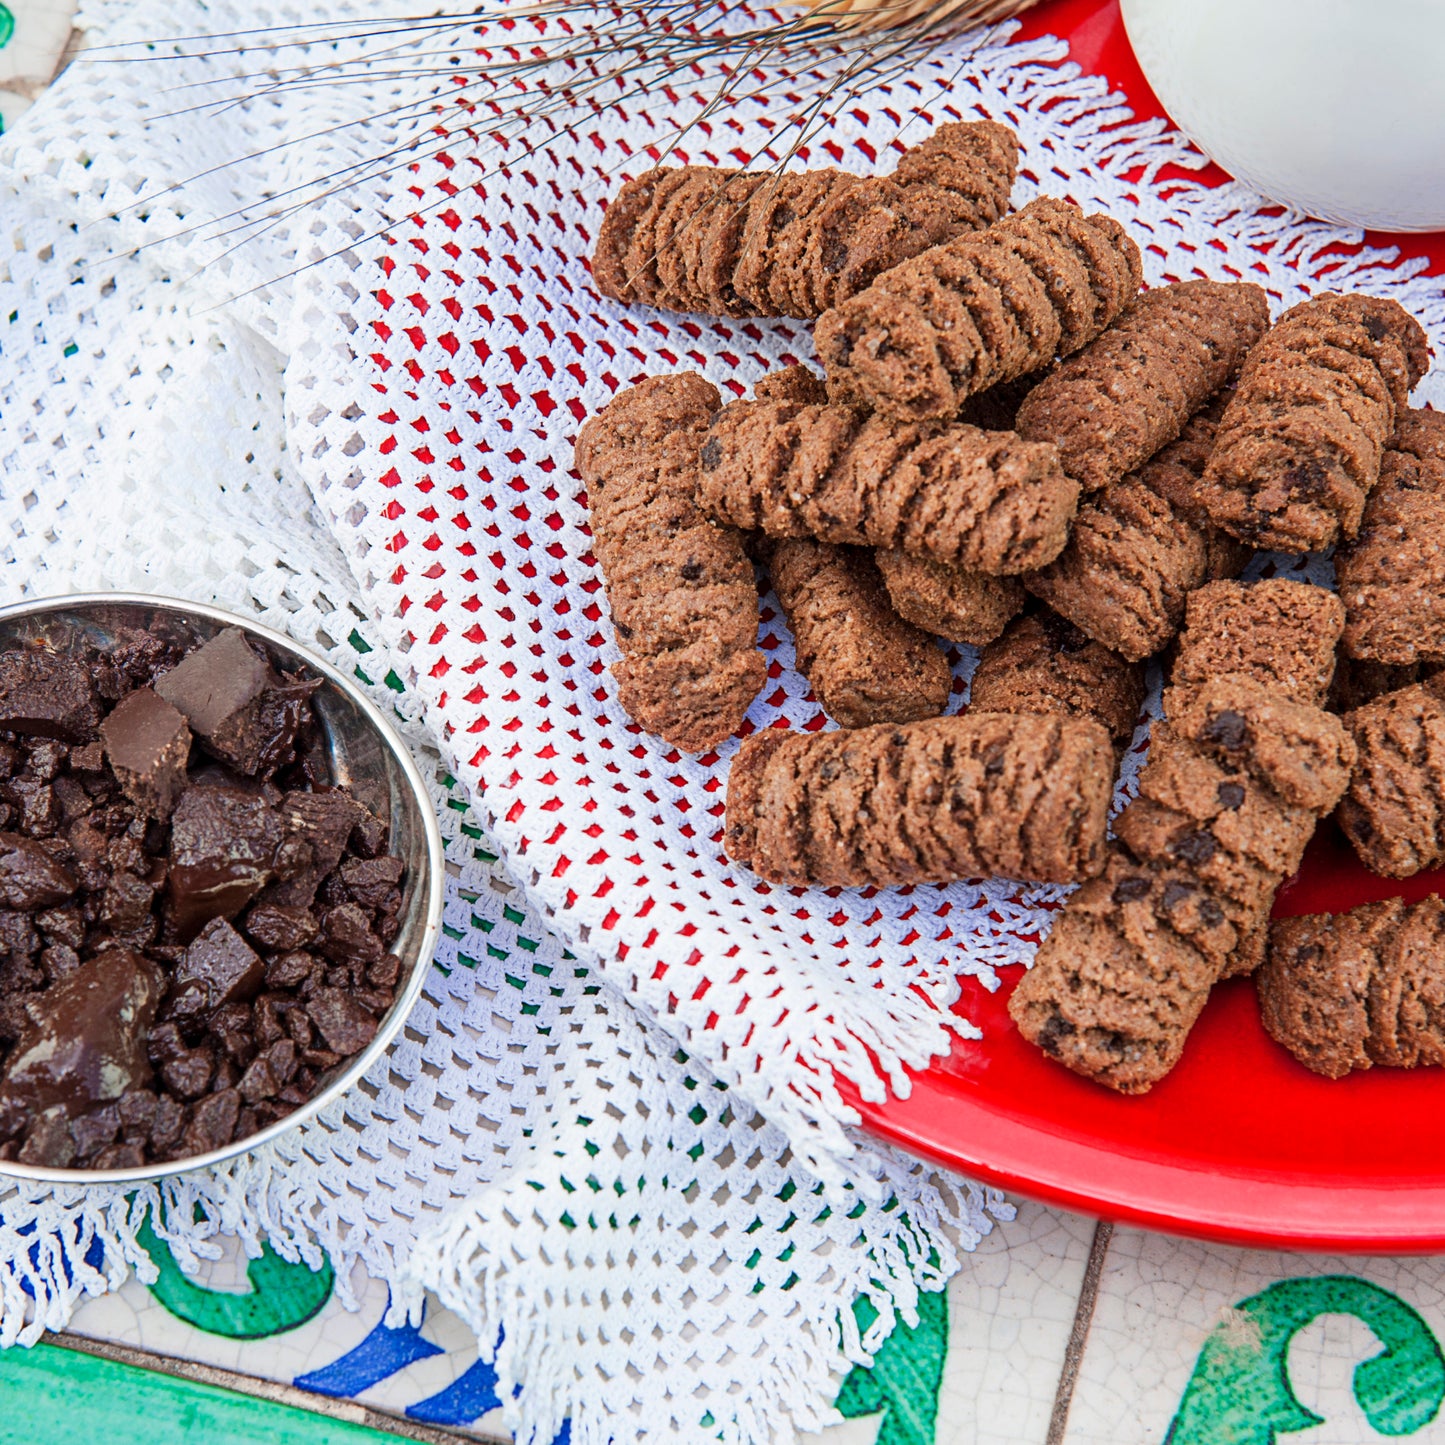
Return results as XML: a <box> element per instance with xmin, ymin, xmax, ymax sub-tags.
<box><xmin>851</xmin><ymin>0</ymin><xmax>1445</xmax><ymax>1253</ymax></box>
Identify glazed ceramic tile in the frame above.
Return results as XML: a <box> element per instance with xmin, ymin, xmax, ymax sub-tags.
<box><xmin>0</xmin><ymin>87</ymin><xmax>29</xmax><ymax>130</ymax></box>
<box><xmin>66</xmin><ymin>1237</ymin><xmax>516</xmax><ymax>1440</ymax></box>
<box><xmin>805</xmin><ymin>1201</ymin><xmax>1098</xmax><ymax>1445</ymax></box>
<box><xmin>56</xmin><ymin>1197</ymin><xmax>1103</xmax><ymax>1444</ymax></box>
<box><xmin>0</xmin><ymin>0</ymin><xmax>75</xmax><ymax>91</ymax></box>
<box><xmin>1063</xmin><ymin>1226</ymin><xmax>1445</xmax><ymax>1444</ymax></box>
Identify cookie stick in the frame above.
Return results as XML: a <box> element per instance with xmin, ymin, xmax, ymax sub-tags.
<box><xmin>574</xmin><ymin>373</ymin><xmax>765</xmax><ymax>753</ymax></box>
<box><xmin>815</xmin><ymin>197</ymin><xmax>1143</xmax><ymax>422</ymax></box>
<box><xmin>1335</xmin><ymin>674</ymin><xmax>1445</xmax><ymax>878</ymax></box>
<box><xmin>875</xmin><ymin>550</ymin><xmax>1025</xmax><ymax>646</ymax></box>
<box><xmin>1259</xmin><ymin>895</ymin><xmax>1445</xmax><ymax>1079</ymax></box>
<box><xmin>766</xmin><ymin>537</ymin><xmax>951</xmax><ymax>728</ymax></box>
<box><xmin>1009</xmin><ymin>682</ymin><xmax>1356</xmax><ymax>1092</ymax></box>
<box><xmin>737</xmin><ymin>121</ymin><xmax>1020</xmax><ymax>318</ymax></box>
<box><xmin>1008</xmin><ymin>579</ymin><xmax>1353</xmax><ymax>1092</ymax></box>
<box><xmin>751</xmin><ymin>363</ymin><xmax>1004</xmax><ymax>685</ymax></box>
<box><xmin>592</xmin><ymin>120</ymin><xmax>1018</xmax><ymax>320</ymax></box>
<box><xmin>1015</xmin><ymin>280</ymin><xmax>1267</xmax><ymax>492</ymax></box>
<box><xmin>726</xmin><ymin>712</ymin><xmax>1115</xmax><ymax>887</ymax></box>
<box><xmin>968</xmin><ymin>611</ymin><xmax>1146</xmax><ymax>754</ymax></box>
<box><xmin>1162</xmin><ymin>578</ymin><xmax>1345</xmax><ymax>714</ymax></box>
<box><xmin>1023</xmin><ymin>403</ymin><xmax>1246</xmax><ymax>662</ymax></box>
<box><xmin>1336</xmin><ymin>409</ymin><xmax>1445</xmax><ymax>666</ymax></box>
<box><xmin>699</xmin><ymin>399</ymin><xmax>1079</xmax><ymax>575</ymax></box>
<box><xmin>1202</xmin><ymin>292</ymin><xmax>1430</xmax><ymax>552</ymax></box>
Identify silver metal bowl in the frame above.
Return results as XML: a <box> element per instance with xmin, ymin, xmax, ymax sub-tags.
<box><xmin>0</xmin><ymin>593</ymin><xmax>445</xmax><ymax>1184</ymax></box>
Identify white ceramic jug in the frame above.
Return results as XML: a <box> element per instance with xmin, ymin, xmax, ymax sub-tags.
<box><xmin>1120</xmin><ymin>0</ymin><xmax>1445</xmax><ymax>232</ymax></box>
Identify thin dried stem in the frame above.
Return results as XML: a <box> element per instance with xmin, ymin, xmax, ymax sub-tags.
<box><xmin>101</xmin><ymin>0</ymin><xmax>1036</xmax><ymax>298</ymax></box>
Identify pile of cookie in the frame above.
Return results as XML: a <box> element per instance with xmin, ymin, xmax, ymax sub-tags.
<box><xmin>578</xmin><ymin>119</ymin><xmax>1445</xmax><ymax>1093</ymax></box>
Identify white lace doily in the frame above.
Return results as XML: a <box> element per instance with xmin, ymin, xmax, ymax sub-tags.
<box><xmin>0</xmin><ymin>1</ymin><xmax>1442</xmax><ymax>1440</ymax></box>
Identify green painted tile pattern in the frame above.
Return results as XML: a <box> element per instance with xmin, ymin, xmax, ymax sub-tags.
<box><xmin>0</xmin><ymin>1342</ymin><xmax>417</xmax><ymax>1445</ymax></box>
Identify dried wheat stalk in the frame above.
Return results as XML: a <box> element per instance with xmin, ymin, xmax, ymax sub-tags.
<box><xmin>104</xmin><ymin>0</ymin><xmax>1043</xmax><ymax>286</ymax></box>
<box><xmin>805</xmin><ymin>0</ymin><xmax>1040</xmax><ymax>32</ymax></box>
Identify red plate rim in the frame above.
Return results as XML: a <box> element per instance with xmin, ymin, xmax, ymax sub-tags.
<box><xmin>844</xmin><ymin>1038</ymin><xmax>1445</xmax><ymax>1256</ymax></box>
<box><xmin>850</xmin><ymin>0</ymin><xmax>1445</xmax><ymax>1254</ymax></box>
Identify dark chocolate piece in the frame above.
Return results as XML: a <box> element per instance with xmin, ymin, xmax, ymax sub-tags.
<box><xmin>205</xmin><ymin>677</ymin><xmax>320</xmax><ymax>778</ymax></box>
<box><xmin>304</xmin><ymin>988</ymin><xmax>380</xmax><ymax>1057</ymax></box>
<box><xmin>0</xmin><ymin>650</ymin><xmax>101</xmax><ymax>742</ymax></box>
<box><xmin>264</xmin><ymin>791</ymin><xmax>367</xmax><ymax>908</ymax></box>
<box><xmin>101</xmin><ymin>687</ymin><xmax>192</xmax><ymax>820</ymax></box>
<box><xmin>155</xmin><ymin>628</ymin><xmax>270</xmax><ymax>736</ymax></box>
<box><xmin>0</xmin><ymin>948</ymin><xmax>164</xmax><ymax>1120</ymax></box>
<box><xmin>0</xmin><ymin>832</ymin><xmax>76</xmax><ymax>911</ymax></box>
<box><xmin>168</xmin><ymin>785</ymin><xmax>282</xmax><ymax>940</ymax></box>
<box><xmin>155</xmin><ymin>628</ymin><xmax>317</xmax><ymax>780</ymax></box>
<box><xmin>170</xmin><ymin>919</ymin><xmax>266</xmax><ymax>1018</ymax></box>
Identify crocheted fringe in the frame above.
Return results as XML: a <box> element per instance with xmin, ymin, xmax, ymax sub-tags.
<box><xmin>406</xmin><ymin>1146</ymin><xmax>1008</xmax><ymax>1445</ymax></box>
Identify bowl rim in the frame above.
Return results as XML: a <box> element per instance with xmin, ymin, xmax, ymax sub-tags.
<box><xmin>0</xmin><ymin>591</ymin><xmax>446</xmax><ymax>1186</ymax></box>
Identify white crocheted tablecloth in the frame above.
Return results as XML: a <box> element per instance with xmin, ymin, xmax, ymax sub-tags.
<box><xmin>0</xmin><ymin>1</ymin><xmax>1443</xmax><ymax>1441</ymax></box>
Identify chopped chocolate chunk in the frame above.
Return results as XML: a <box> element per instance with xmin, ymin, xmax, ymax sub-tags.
<box><xmin>253</xmin><ymin>994</ymin><xmax>286</xmax><ymax>1047</ymax></box>
<box><xmin>0</xmin><ymin>949</ymin><xmax>164</xmax><ymax>1118</ymax></box>
<box><xmin>205</xmin><ymin>678</ymin><xmax>319</xmax><ymax>779</ymax></box>
<box><xmin>264</xmin><ymin>1037</ymin><xmax>298</xmax><ymax>1086</ymax></box>
<box><xmin>0</xmin><ymin>650</ymin><xmax>101</xmax><ymax>742</ymax></box>
<box><xmin>264</xmin><ymin>950</ymin><xmax>317</xmax><ymax>990</ymax></box>
<box><xmin>101</xmin><ymin>687</ymin><xmax>191</xmax><ymax>820</ymax></box>
<box><xmin>172</xmin><ymin>919</ymin><xmax>265</xmax><ymax>1015</ymax></box>
<box><xmin>149</xmin><ymin>1094</ymin><xmax>186</xmax><ymax>1150</ymax></box>
<box><xmin>182</xmin><ymin>1088</ymin><xmax>241</xmax><ymax>1156</ymax></box>
<box><xmin>145</xmin><ymin>1021</ymin><xmax>187</xmax><ymax>1064</ymax></box>
<box><xmin>168</xmin><ymin>786</ymin><xmax>282</xmax><ymax>940</ymax></box>
<box><xmin>304</xmin><ymin>989</ymin><xmax>379</xmax><ymax>1056</ymax></box>
<box><xmin>69</xmin><ymin>1103</ymin><xmax>120</xmax><ymax>1162</ymax></box>
<box><xmin>117</xmin><ymin>1088</ymin><xmax>157</xmax><ymax>1137</ymax></box>
<box><xmin>271</xmin><ymin>836</ymin><xmax>313</xmax><ymax>882</ymax></box>
<box><xmin>19</xmin><ymin>1106</ymin><xmax>76</xmax><ymax>1168</ymax></box>
<box><xmin>265</xmin><ymin>792</ymin><xmax>366</xmax><ymax>908</ymax></box>
<box><xmin>353</xmin><ymin>987</ymin><xmax>394</xmax><ymax>1017</ymax></box>
<box><xmin>0</xmin><ymin>832</ymin><xmax>79</xmax><ymax>911</ymax></box>
<box><xmin>319</xmin><ymin>903</ymin><xmax>383</xmax><ymax>965</ymax></box>
<box><xmin>40</xmin><ymin>944</ymin><xmax>81</xmax><ymax>984</ymax></box>
<box><xmin>339</xmin><ymin>856</ymin><xmax>405</xmax><ymax>909</ymax></box>
<box><xmin>68</xmin><ymin>742</ymin><xmax>105</xmax><ymax>773</ymax></box>
<box><xmin>159</xmin><ymin>1046</ymin><xmax>214</xmax><ymax>1099</ymax></box>
<box><xmin>285</xmin><ymin>1009</ymin><xmax>314</xmax><ymax>1049</ymax></box>
<box><xmin>0</xmin><ymin>910</ymin><xmax>38</xmax><ymax>957</ymax></box>
<box><xmin>242</xmin><ymin>902</ymin><xmax>319</xmax><ymax>953</ymax></box>
<box><xmin>91</xmin><ymin>1140</ymin><xmax>146</xmax><ymax>1170</ymax></box>
<box><xmin>52</xmin><ymin>775</ymin><xmax>94</xmax><ymax>823</ymax></box>
<box><xmin>100</xmin><ymin>872</ymin><xmax>156</xmax><ymax>932</ymax></box>
<box><xmin>3</xmin><ymin>776</ymin><xmax>59</xmax><ymax>837</ymax></box>
<box><xmin>348</xmin><ymin>809</ymin><xmax>389</xmax><ymax>860</ymax></box>
<box><xmin>368</xmin><ymin>953</ymin><xmax>402</xmax><ymax>988</ymax></box>
<box><xmin>93</xmin><ymin>627</ymin><xmax>188</xmax><ymax>703</ymax></box>
<box><xmin>23</xmin><ymin>741</ymin><xmax>68</xmax><ymax>782</ymax></box>
<box><xmin>238</xmin><ymin>1051</ymin><xmax>281</xmax><ymax>1103</ymax></box>
<box><xmin>154</xmin><ymin>629</ymin><xmax>270</xmax><ymax>737</ymax></box>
